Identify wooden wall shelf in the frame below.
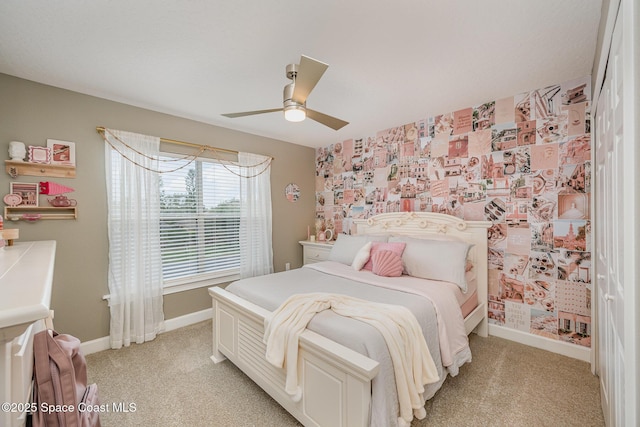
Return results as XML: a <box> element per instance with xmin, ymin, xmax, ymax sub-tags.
<box><xmin>4</xmin><ymin>206</ymin><xmax>77</xmax><ymax>221</ymax></box>
<box><xmin>5</xmin><ymin>160</ymin><xmax>76</xmax><ymax>178</ymax></box>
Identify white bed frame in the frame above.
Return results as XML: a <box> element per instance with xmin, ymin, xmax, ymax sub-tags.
<box><xmin>208</xmin><ymin>212</ymin><xmax>490</xmax><ymax>427</ymax></box>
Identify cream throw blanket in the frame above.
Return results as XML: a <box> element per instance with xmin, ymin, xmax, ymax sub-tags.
<box><xmin>263</xmin><ymin>292</ymin><xmax>440</xmax><ymax>425</ymax></box>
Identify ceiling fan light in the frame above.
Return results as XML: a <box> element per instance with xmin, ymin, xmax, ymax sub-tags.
<box><xmin>284</xmin><ymin>105</ymin><xmax>306</xmax><ymax>122</ymax></box>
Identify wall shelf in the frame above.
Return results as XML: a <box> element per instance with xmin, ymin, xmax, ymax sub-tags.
<box><xmin>5</xmin><ymin>160</ymin><xmax>76</xmax><ymax>178</ymax></box>
<box><xmin>4</xmin><ymin>206</ymin><xmax>77</xmax><ymax>221</ymax></box>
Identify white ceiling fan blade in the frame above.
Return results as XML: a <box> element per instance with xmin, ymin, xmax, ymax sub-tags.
<box><xmin>306</xmin><ymin>108</ymin><xmax>349</xmax><ymax>130</ymax></box>
<box><xmin>222</xmin><ymin>108</ymin><xmax>283</xmax><ymax>118</ymax></box>
<box><xmin>291</xmin><ymin>55</ymin><xmax>328</xmax><ymax>104</ymax></box>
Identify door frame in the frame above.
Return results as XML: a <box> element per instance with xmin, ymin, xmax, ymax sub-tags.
<box><xmin>591</xmin><ymin>0</ymin><xmax>639</xmax><ymax>424</ymax></box>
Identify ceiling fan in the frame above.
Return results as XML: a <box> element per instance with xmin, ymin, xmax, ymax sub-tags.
<box><xmin>222</xmin><ymin>55</ymin><xmax>349</xmax><ymax>130</ymax></box>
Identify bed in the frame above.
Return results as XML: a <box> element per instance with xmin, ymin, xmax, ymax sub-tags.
<box><xmin>208</xmin><ymin>212</ymin><xmax>490</xmax><ymax>427</ymax></box>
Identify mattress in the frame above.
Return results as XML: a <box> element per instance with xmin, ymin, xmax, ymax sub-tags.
<box><xmin>453</xmin><ymin>272</ymin><xmax>479</xmax><ymax>318</ymax></box>
<box><xmin>225</xmin><ymin>261</ymin><xmax>471</xmax><ymax>427</ymax></box>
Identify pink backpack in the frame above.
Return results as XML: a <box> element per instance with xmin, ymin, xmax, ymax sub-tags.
<box><xmin>32</xmin><ymin>330</ymin><xmax>101</xmax><ymax>427</ymax></box>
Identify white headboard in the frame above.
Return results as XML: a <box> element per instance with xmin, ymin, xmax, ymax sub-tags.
<box><xmin>353</xmin><ymin>212</ymin><xmax>491</xmax><ymax>330</ymax></box>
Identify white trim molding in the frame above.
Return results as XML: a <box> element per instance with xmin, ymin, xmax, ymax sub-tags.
<box><xmin>81</xmin><ymin>308</ymin><xmax>213</xmax><ymax>355</ymax></box>
<box><xmin>489</xmin><ymin>324</ymin><xmax>590</xmax><ymax>362</ymax></box>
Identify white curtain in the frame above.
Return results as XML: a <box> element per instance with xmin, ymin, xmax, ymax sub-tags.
<box><xmin>239</xmin><ymin>152</ymin><xmax>274</xmax><ymax>278</ymax></box>
<box><xmin>104</xmin><ymin>129</ymin><xmax>164</xmax><ymax>349</ymax></box>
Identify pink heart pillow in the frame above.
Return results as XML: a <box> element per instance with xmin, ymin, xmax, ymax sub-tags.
<box><xmin>372</xmin><ymin>250</ymin><xmax>404</xmax><ymax>277</ymax></box>
<box><xmin>363</xmin><ymin>241</ymin><xmax>406</xmax><ymax>271</ymax></box>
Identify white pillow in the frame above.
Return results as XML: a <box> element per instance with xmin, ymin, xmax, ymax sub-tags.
<box><xmin>351</xmin><ymin>242</ymin><xmax>372</xmax><ymax>270</ymax></box>
<box><xmin>389</xmin><ymin>236</ymin><xmax>473</xmax><ymax>292</ymax></box>
<box><xmin>328</xmin><ymin>234</ymin><xmax>388</xmax><ymax>265</ymax></box>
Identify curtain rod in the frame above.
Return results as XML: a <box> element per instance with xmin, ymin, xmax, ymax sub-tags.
<box><xmin>96</xmin><ymin>126</ymin><xmax>240</xmax><ymax>156</ymax></box>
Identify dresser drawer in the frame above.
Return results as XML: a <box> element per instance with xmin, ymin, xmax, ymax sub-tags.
<box><xmin>305</xmin><ymin>247</ymin><xmax>331</xmax><ymax>263</ymax></box>
<box><xmin>10</xmin><ymin>319</ymin><xmax>46</xmax><ymax>425</ymax></box>
<box><xmin>300</xmin><ymin>241</ymin><xmax>333</xmax><ymax>265</ymax></box>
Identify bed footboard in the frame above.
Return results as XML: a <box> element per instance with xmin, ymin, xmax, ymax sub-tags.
<box><xmin>209</xmin><ymin>286</ymin><xmax>380</xmax><ymax>427</ymax></box>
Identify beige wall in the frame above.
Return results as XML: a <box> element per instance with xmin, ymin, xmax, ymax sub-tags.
<box><xmin>0</xmin><ymin>73</ymin><xmax>316</xmax><ymax>342</ymax></box>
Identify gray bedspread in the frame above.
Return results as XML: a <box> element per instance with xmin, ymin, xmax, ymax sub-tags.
<box><xmin>225</xmin><ymin>261</ymin><xmax>463</xmax><ymax>427</ymax></box>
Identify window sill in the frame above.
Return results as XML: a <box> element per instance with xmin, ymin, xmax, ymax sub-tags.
<box><xmin>102</xmin><ymin>272</ymin><xmax>240</xmax><ymax>301</ymax></box>
<box><xmin>163</xmin><ymin>273</ymin><xmax>240</xmax><ymax>295</ymax></box>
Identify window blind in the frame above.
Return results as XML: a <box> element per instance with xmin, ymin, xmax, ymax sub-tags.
<box><xmin>158</xmin><ymin>154</ymin><xmax>241</xmax><ymax>285</ymax></box>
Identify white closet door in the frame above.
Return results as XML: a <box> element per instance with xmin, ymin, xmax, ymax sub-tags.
<box><xmin>594</xmin><ymin>1</ymin><xmax>638</xmax><ymax>425</ymax></box>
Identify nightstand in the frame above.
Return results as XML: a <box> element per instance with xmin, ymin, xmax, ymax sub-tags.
<box><xmin>299</xmin><ymin>240</ymin><xmax>334</xmax><ymax>265</ymax></box>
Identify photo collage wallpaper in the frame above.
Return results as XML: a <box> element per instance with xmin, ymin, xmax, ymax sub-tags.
<box><xmin>314</xmin><ymin>76</ymin><xmax>592</xmax><ymax>348</ymax></box>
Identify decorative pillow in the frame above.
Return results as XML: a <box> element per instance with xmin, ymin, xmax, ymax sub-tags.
<box><xmin>351</xmin><ymin>242</ymin><xmax>372</xmax><ymax>270</ymax></box>
<box><xmin>371</xmin><ymin>250</ymin><xmax>404</xmax><ymax>277</ymax></box>
<box><xmin>328</xmin><ymin>234</ymin><xmax>388</xmax><ymax>265</ymax></box>
<box><xmin>363</xmin><ymin>241</ymin><xmax>406</xmax><ymax>271</ymax></box>
<box><xmin>389</xmin><ymin>236</ymin><xmax>473</xmax><ymax>292</ymax></box>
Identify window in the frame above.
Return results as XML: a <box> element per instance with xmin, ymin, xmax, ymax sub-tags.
<box><xmin>158</xmin><ymin>154</ymin><xmax>241</xmax><ymax>289</ymax></box>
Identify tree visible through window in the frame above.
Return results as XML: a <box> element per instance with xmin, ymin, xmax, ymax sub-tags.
<box><xmin>159</xmin><ymin>154</ymin><xmax>241</xmax><ymax>285</ymax></box>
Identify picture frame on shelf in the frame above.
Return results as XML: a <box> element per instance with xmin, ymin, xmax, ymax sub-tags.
<box><xmin>9</xmin><ymin>182</ymin><xmax>39</xmax><ymax>206</ymax></box>
<box><xmin>28</xmin><ymin>146</ymin><xmax>51</xmax><ymax>164</ymax></box>
<box><xmin>47</xmin><ymin>139</ymin><xmax>76</xmax><ymax>166</ymax></box>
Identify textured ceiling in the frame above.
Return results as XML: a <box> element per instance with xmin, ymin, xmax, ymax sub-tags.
<box><xmin>0</xmin><ymin>1</ymin><xmax>602</xmax><ymax>148</ymax></box>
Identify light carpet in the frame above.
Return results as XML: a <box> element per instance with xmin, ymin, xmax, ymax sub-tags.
<box><xmin>86</xmin><ymin>321</ymin><xmax>604</xmax><ymax>427</ymax></box>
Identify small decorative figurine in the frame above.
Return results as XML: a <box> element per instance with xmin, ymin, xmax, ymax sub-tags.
<box><xmin>8</xmin><ymin>141</ymin><xmax>26</xmax><ymax>162</ymax></box>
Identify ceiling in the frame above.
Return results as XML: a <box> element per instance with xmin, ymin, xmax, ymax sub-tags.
<box><xmin>0</xmin><ymin>1</ymin><xmax>602</xmax><ymax>148</ymax></box>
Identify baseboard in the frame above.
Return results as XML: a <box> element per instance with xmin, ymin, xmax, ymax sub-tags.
<box><xmin>163</xmin><ymin>308</ymin><xmax>213</xmax><ymax>331</ymax></box>
<box><xmin>81</xmin><ymin>308</ymin><xmax>213</xmax><ymax>355</ymax></box>
<box><xmin>488</xmin><ymin>324</ymin><xmax>591</xmax><ymax>362</ymax></box>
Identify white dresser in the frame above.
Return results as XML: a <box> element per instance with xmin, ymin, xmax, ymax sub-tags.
<box><xmin>299</xmin><ymin>240</ymin><xmax>333</xmax><ymax>265</ymax></box>
<box><xmin>0</xmin><ymin>241</ymin><xmax>56</xmax><ymax>427</ymax></box>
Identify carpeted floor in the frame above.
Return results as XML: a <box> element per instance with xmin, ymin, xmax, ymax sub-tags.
<box><xmin>86</xmin><ymin>321</ymin><xmax>604</xmax><ymax>427</ymax></box>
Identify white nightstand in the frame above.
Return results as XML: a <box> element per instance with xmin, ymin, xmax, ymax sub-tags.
<box><xmin>299</xmin><ymin>240</ymin><xmax>334</xmax><ymax>265</ymax></box>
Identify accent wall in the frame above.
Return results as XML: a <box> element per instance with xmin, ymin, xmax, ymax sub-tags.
<box><xmin>315</xmin><ymin>75</ymin><xmax>592</xmax><ymax>349</ymax></box>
